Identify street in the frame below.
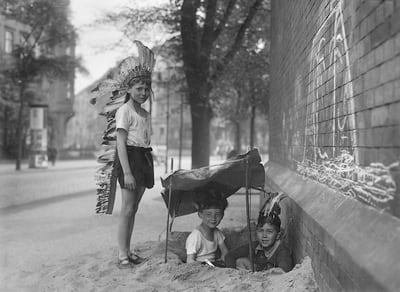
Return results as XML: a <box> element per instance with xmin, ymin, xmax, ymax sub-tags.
<box><xmin>0</xmin><ymin>158</ymin><xmax>259</xmax><ymax>291</ymax></box>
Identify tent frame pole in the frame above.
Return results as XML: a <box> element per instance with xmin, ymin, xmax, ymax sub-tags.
<box><xmin>245</xmin><ymin>156</ymin><xmax>255</xmax><ymax>272</ymax></box>
<box><xmin>164</xmin><ymin>158</ymin><xmax>174</xmax><ymax>263</ymax></box>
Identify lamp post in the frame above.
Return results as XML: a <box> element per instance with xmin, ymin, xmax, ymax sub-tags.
<box><xmin>178</xmin><ymin>93</ymin><xmax>183</xmax><ymax>169</ymax></box>
<box><xmin>158</xmin><ymin>59</ymin><xmax>173</xmax><ymax>174</ymax></box>
<box><xmin>165</xmin><ymin>75</ymin><xmax>170</xmax><ymax>174</ymax></box>
<box><xmin>158</xmin><ymin>59</ymin><xmax>183</xmax><ymax>172</ymax></box>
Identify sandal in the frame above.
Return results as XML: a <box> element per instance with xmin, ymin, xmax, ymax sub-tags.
<box><xmin>117</xmin><ymin>257</ymin><xmax>133</xmax><ymax>269</ymax></box>
<box><xmin>128</xmin><ymin>253</ymin><xmax>146</xmax><ymax>264</ymax></box>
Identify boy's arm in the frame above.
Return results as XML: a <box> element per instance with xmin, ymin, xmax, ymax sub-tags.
<box><xmin>116</xmin><ymin>129</ymin><xmax>136</xmax><ymax>190</ymax></box>
<box><xmin>185</xmin><ymin>231</ymin><xmax>200</xmax><ymax>263</ymax></box>
<box><xmin>186</xmin><ymin>253</ymin><xmax>196</xmax><ymax>263</ymax></box>
<box><xmin>224</xmin><ymin>243</ymin><xmax>251</xmax><ymax>268</ymax></box>
<box><xmin>219</xmin><ymin>241</ymin><xmax>229</xmax><ymax>262</ymax></box>
<box><xmin>276</xmin><ymin>247</ymin><xmax>293</xmax><ymax>272</ymax></box>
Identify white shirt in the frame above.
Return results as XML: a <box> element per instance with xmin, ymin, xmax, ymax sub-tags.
<box><xmin>185</xmin><ymin>227</ymin><xmax>225</xmax><ymax>262</ymax></box>
<box><xmin>115</xmin><ymin>99</ymin><xmax>151</xmax><ymax>147</ymax></box>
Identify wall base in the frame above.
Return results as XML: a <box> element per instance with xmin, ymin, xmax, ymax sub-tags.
<box><xmin>263</xmin><ymin>161</ymin><xmax>400</xmax><ymax>292</ymax></box>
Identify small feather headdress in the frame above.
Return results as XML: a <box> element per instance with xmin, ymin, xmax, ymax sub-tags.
<box><xmin>258</xmin><ymin>192</ymin><xmax>285</xmax><ymax>229</ymax></box>
<box><xmin>90</xmin><ymin>40</ymin><xmax>155</xmax><ymax>214</ymax></box>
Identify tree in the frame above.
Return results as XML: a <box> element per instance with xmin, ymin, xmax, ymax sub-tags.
<box><xmin>102</xmin><ymin>0</ymin><xmax>268</xmax><ymax>168</ymax></box>
<box><xmin>180</xmin><ymin>0</ymin><xmax>266</xmax><ymax>167</ymax></box>
<box><xmin>0</xmin><ymin>0</ymin><xmax>84</xmax><ymax>170</ymax></box>
<box><xmin>210</xmin><ymin>7</ymin><xmax>270</xmax><ymax>152</ymax></box>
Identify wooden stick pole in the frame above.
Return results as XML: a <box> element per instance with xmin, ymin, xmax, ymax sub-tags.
<box><xmin>245</xmin><ymin>156</ymin><xmax>254</xmax><ymax>272</ymax></box>
<box><xmin>164</xmin><ymin>158</ymin><xmax>174</xmax><ymax>263</ymax></box>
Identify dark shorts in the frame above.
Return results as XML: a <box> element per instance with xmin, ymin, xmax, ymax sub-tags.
<box><xmin>115</xmin><ymin>145</ymin><xmax>154</xmax><ymax>189</ymax></box>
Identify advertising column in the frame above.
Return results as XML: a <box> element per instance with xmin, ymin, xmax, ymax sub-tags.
<box><xmin>29</xmin><ymin>104</ymin><xmax>48</xmax><ymax>168</ymax></box>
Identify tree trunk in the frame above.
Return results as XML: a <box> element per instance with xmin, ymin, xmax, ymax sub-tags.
<box><xmin>15</xmin><ymin>86</ymin><xmax>25</xmax><ymax>170</ymax></box>
<box><xmin>233</xmin><ymin>89</ymin><xmax>242</xmax><ymax>152</ymax></box>
<box><xmin>249</xmin><ymin>79</ymin><xmax>256</xmax><ymax>149</ymax></box>
<box><xmin>3</xmin><ymin>106</ymin><xmax>9</xmax><ymax>157</ymax></box>
<box><xmin>250</xmin><ymin>104</ymin><xmax>256</xmax><ymax>148</ymax></box>
<box><xmin>233</xmin><ymin>120</ymin><xmax>241</xmax><ymax>151</ymax></box>
<box><xmin>180</xmin><ymin>0</ymin><xmax>263</xmax><ymax>168</ymax></box>
<box><xmin>191</xmin><ymin>100</ymin><xmax>212</xmax><ymax>168</ymax></box>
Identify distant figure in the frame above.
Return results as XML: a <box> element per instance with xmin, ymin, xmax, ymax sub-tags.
<box><xmin>215</xmin><ymin>140</ymin><xmax>232</xmax><ymax>159</ymax></box>
<box><xmin>226</xmin><ymin>149</ymin><xmax>238</xmax><ymax>159</ymax></box>
<box><xmin>186</xmin><ymin>192</ymin><xmax>229</xmax><ymax>267</ymax></box>
<box><xmin>47</xmin><ymin>147</ymin><xmax>58</xmax><ymax>166</ymax></box>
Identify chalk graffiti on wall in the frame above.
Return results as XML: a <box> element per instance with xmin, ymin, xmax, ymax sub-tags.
<box><xmin>293</xmin><ymin>0</ymin><xmax>398</xmax><ymax>211</ymax></box>
<box><xmin>297</xmin><ymin>150</ymin><xmax>398</xmax><ymax>209</ymax></box>
<box><xmin>303</xmin><ymin>0</ymin><xmax>357</xmax><ymax>162</ymax></box>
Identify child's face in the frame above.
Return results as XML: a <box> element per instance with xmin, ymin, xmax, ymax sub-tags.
<box><xmin>256</xmin><ymin>222</ymin><xmax>279</xmax><ymax>249</ymax></box>
<box><xmin>128</xmin><ymin>81</ymin><xmax>150</xmax><ymax>104</ymax></box>
<box><xmin>199</xmin><ymin>208</ymin><xmax>224</xmax><ymax>229</ymax></box>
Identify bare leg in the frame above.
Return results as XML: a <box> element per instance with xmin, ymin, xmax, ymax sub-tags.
<box><xmin>117</xmin><ymin>186</ymin><xmax>145</xmax><ymax>259</ymax></box>
<box><xmin>127</xmin><ymin>186</ymin><xmax>145</xmax><ymax>253</ymax></box>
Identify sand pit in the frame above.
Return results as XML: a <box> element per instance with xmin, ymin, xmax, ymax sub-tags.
<box><xmin>24</xmin><ymin>230</ymin><xmax>319</xmax><ymax>292</ymax></box>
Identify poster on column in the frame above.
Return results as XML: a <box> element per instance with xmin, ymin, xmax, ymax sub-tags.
<box><xmin>29</xmin><ymin>105</ymin><xmax>48</xmax><ymax>168</ymax></box>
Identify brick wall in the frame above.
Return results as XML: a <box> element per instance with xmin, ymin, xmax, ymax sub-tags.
<box><xmin>269</xmin><ymin>0</ymin><xmax>400</xmax><ymax>291</ymax></box>
<box><xmin>270</xmin><ymin>0</ymin><xmax>400</xmax><ymax>216</ymax></box>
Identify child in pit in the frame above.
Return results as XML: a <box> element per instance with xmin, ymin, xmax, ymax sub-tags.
<box><xmin>185</xmin><ymin>192</ymin><xmax>229</xmax><ymax>266</ymax></box>
<box><xmin>224</xmin><ymin>202</ymin><xmax>293</xmax><ymax>272</ymax></box>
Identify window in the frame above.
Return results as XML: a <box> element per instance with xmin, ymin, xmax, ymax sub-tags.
<box><xmin>65</xmin><ymin>47</ymin><xmax>72</xmax><ymax>56</ymax></box>
<box><xmin>5</xmin><ymin>2</ymin><xmax>14</xmax><ymax>14</ymax></box>
<box><xmin>66</xmin><ymin>83</ymin><xmax>72</xmax><ymax>99</ymax></box>
<box><xmin>20</xmin><ymin>31</ymin><xmax>29</xmax><ymax>46</ymax></box>
<box><xmin>34</xmin><ymin>44</ymin><xmax>41</xmax><ymax>57</ymax></box>
<box><xmin>5</xmin><ymin>30</ymin><xmax>14</xmax><ymax>54</ymax></box>
<box><xmin>44</xmin><ymin>45</ymin><xmax>54</xmax><ymax>56</ymax></box>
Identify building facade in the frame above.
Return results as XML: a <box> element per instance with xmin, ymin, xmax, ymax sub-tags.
<box><xmin>64</xmin><ymin>80</ymin><xmax>105</xmax><ymax>157</ymax></box>
<box><xmin>65</xmin><ymin>58</ymin><xmax>192</xmax><ymax>161</ymax></box>
<box><xmin>0</xmin><ymin>1</ymin><xmax>75</xmax><ymax>159</ymax></box>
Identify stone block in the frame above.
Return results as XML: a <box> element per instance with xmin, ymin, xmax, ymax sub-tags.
<box><xmin>370</xmin><ymin>105</ymin><xmax>388</xmax><ymax>127</ymax></box>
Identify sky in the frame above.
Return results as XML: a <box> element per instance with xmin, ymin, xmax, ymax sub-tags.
<box><xmin>70</xmin><ymin>0</ymin><xmax>168</xmax><ymax>93</ymax></box>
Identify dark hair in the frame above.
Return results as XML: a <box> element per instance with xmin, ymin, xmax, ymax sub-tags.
<box><xmin>124</xmin><ymin>77</ymin><xmax>153</xmax><ymax>103</ymax></box>
<box><xmin>127</xmin><ymin>76</ymin><xmax>152</xmax><ymax>88</ymax></box>
<box><xmin>195</xmin><ymin>190</ymin><xmax>228</xmax><ymax>212</ymax></box>
<box><xmin>257</xmin><ymin>214</ymin><xmax>281</xmax><ymax>232</ymax></box>
<box><xmin>257</xmin><ymin>203</ymin><xmax>281</xmax><ymax>232</ymax></box>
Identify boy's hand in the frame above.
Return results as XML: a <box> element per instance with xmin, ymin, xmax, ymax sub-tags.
<box><xmin>265</xmin><ymin>267</ymin><xmax>285</xmax><ymax>275</ymax></box>
<box><xmin>213</xmin><ymin>259</ymin><xmax>226</xmax><ymax>268</ymax></box>
<box><xmin>124</xmin><ymin>173</ymin><xmax>136</xmax><ymax>190</ymax></box>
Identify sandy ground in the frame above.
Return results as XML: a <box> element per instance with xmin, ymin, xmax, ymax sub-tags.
<box><xmin>29</xmin><ymin>231</ymin><xmax>318</xmax><ymax>292</ymax></box>
<box><xmin>0</xmin><ymin>157</ymin><xmax>318</xmax><ymax>291</ymax></box>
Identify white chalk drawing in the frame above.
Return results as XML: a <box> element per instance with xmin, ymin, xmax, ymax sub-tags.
<box><xmin>294</xmin><ymin>0</ymin><xmax>398</xmax><ymax>211</ymax></box>
<box><xmin>297</xmin><ymin>150</ymin><xmax>398</xmax><ymax>209</ymax></box>
<box><xmin>303</xmin><ymin>0</ymin><xmax>357</xmax><ymax>162</ymax></box>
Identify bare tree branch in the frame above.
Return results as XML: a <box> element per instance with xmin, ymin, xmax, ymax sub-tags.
<box><xmin>200</xmin><ymin>0</ymin><xmax>217</xmax><ymax>55</ymax></box>
<box><xmin>181</xmin><ymin>0</ymin><xmax>200</xmax><ymax>79</ymax></box>
<box><xmin>210</xmin><ymin>0</ymin><xmax>263</xmax><ymax>83</ymax></box>
<box><xmin>212</xmin><ymin>0</ymin><xmax>237</xmax><ymax>43</ymax></box>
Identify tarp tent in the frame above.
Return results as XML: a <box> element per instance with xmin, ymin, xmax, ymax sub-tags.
<box><xmin>160</xmin><ymin>148</ymin><xmax>265</xmax><ymax>218</ymax></box>
<box><xmin>159</xmin><ymin>148</ymin><xmax>265</xmax><ymax>267</ymax></box>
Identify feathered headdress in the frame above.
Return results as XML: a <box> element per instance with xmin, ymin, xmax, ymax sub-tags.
<box><xmin>91</xmin><ymin>40</ymin><xmax>155</xmax><ymax>214</ymax></box>
<box><xmin>258</xmin><ymin>192</ymin><xmax>285</xmax><ymax>230</ymax></box>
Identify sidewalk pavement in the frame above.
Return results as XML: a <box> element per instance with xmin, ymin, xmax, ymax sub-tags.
<box><xmin>0</xmin><ymin>155</ymin><xmax>267</xmax><ymax>210</ymax></box>
<box><xmin>0</xmin><ymin>159</ymin><xmax>98</xmax><ymax>175</ymax></box>
<box><xmin>0</xmin><ymin>159</ymin><xmax>100</xmax><ymax>209</ymax></box>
